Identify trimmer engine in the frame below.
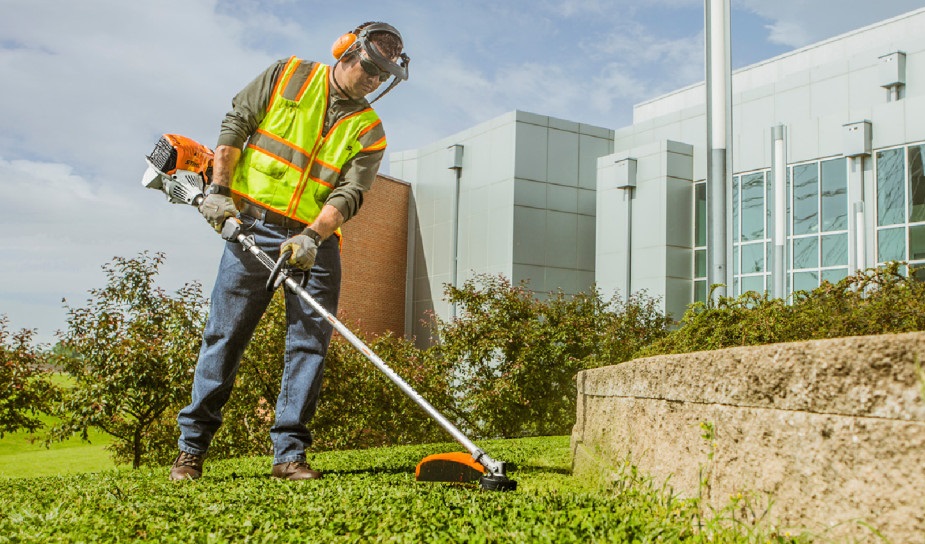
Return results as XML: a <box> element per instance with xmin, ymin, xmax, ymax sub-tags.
<box><xmin>141</xmin><ymin>134</ymin><xmax>214</xmax><ymax>206</ymax></box>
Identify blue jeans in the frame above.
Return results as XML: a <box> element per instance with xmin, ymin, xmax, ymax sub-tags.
<box><xmin>177</xmin><ymin>215</ymin><xmax>341</xmax><ymax>464</ymax></box>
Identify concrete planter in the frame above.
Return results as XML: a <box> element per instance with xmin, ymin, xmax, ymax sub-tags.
<box><xmin>571</xmin><ymin>331</ymin><xmax>925</xmax><ymax>542</ymax></box>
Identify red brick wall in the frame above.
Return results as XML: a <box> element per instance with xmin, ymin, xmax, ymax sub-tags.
<box><xmin>337</xmin><ymin>174</ymin><xmax>409</xmax><ymax>338</ymax></box>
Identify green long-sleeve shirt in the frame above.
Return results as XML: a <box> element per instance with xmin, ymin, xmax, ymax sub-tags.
<box><xmin>216</xmin><ymin>58</ymin><xmax>384</xmax><ymax>222</ymax></box>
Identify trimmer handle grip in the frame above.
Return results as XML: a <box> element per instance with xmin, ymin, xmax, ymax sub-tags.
<box><xmin>220</xmin><ymin>217</ymin><xmax>243</xmax><ymax>241</ymax></box>
<box><xmin>266</xmin><ymin>249</ymin><xmax>310</xmax><ymax>292</ymax></box>
<box><xmin>267</xmin><ymin>250</ymin><xmax>292</xmax><ymax>292</ymax></box>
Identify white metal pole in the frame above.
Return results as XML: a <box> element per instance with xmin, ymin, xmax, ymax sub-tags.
<box><xmin>705</xmin><ymin>0</ymin><xmax>731</xmax><ymax>301</ymax></box>
<box><xmin>773</xmin><ymin>126</ymin><xmax>786</xmax><ymax>298</ymax></box>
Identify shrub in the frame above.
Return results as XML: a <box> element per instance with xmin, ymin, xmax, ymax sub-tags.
<box><xmin>638</xmin><ymin>262</ymin><xmax>925</xmax><ymax>357</ymax></box>
<box><xmin>144</xmin><ymin>290</ymin><xmax>458</xmax><ymax>462</ymax></box>
<box><xmin>431</xmin><ymin>275</ymin><xmax>672</xmax><ymax>439</ymax></box>
<box><xmin>311</xmin><ymin>331</ymin><xmax>457</xmax><ymax>450</ymax></box>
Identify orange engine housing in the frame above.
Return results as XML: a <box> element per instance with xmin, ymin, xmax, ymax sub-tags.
<box><xmin>147</xmin><ymin>134</ymin><xmax>214</xmax><ymax>184</ymax></box>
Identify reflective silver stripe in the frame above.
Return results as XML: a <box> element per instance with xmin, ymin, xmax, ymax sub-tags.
<box><xmin>307</xmin><ymin>160</ymin><xmax>340</xmax><ymax>187</ymax></box>
<box><xmin>281</xmin><ymin>61</ymin><xmax>317</xmax><ymax>102</ymax></box>
<box><xmin>357</xmin><ymin>122</ymin><xmax>386</xmax><ymax>150</ymax></box>
<box><xmin>249</xmin><ymin>131</ymin><xmax>311</xmax><ymax>171</ymax></box>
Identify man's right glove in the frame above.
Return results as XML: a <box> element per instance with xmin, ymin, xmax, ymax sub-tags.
<box><xmin>199</xmin><ymin>193</ymin><xmax>238</xmax><ymax>232</ymax></box>
<box><xmin>281</xmin><ymin>227</ymin><xmax>322</xmax><ymax>271</ymax></box>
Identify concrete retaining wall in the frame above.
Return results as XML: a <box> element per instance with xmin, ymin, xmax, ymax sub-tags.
<box><xmin>571</xmin><ymin>332</ymin><xmax>925</xmax><ymax>542</ymax></box>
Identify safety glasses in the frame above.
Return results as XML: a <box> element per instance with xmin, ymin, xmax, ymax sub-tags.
<box><xmin>360</xmin><ymin>57</ymin><xmax>392</xmax><ymax>82</ymax></box>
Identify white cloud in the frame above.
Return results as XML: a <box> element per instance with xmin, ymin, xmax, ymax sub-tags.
<box><xmin>0</xmin><ymin>157</ymin><xmax>222</xmax><ymax>342</ymax></box>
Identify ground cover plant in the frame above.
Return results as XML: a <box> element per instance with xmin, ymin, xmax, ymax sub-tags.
<box><xmin>0</xmin><ymin>436</ymin><xmax>811</xmax><ymax>543</ymax></box>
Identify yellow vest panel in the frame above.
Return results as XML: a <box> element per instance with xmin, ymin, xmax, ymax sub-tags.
<box><xmin>233</xmin><ymin>58</ymin><xmax>385</xmax><ymax>225</ymax></box>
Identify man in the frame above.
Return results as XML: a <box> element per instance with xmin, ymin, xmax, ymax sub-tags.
<box><xmin>170</xmin><ymin>22</ymin><xmax>409</xmax><ymax>481</ymax></box>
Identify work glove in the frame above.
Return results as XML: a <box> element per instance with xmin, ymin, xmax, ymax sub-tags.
<box><xmin>199</xmin><ymin>193</ymin><xmax>238</xmax><ymax>232</ymax></box>
<box><xmin>281</xmin><ymin>228</ymin><xmax>322</xmax><ymax>271</ymax></box>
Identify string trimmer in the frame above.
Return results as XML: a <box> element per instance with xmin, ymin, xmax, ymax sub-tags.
<box><xmin>142</xmin><ymin>134</ymin><xmax>517</xmax><ymax>491</ymax></box>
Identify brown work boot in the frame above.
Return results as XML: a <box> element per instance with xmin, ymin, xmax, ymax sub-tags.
<box><xmin>169</xmin><ymin>451</ymin><xmax>204</xmax><ymax>481</ymax></box>
<box><xmin>272</xmin><ymin>461</ymin><xmax>322</xmax><ymax>480</ymax></box>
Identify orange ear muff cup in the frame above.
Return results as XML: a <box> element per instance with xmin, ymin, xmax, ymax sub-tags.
<box><xmin>331</xmin><ymin>33</ymin><xmax>357</xmax><ymax>60</ymax></box>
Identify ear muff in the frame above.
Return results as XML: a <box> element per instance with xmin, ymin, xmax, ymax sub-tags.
<box><xmin>331</xmin><ymin>32</ymin><xmax>357</xmax><ymax>60</ymax></box>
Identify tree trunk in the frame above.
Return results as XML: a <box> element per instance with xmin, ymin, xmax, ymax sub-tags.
<box><xmin>133</xmin><ymin>428</ymin><xmax>142</xmax><ymax>469</ymax></box>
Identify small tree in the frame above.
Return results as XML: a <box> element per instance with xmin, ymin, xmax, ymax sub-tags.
<box><xmin>0</xmin><ymin>316</ymin><xmax>59</xmax><ymax>437</ymax></box>
<box><xmin>51</xmin><ymin>252</ymin><xmax>207</xmax><ymax>468</ymax></box>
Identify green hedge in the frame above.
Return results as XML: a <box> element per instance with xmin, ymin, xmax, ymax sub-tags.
<box><xmin>637</xmin><ymin>262</ymin><xmax>925</xmax><ymax>357</ymax></box>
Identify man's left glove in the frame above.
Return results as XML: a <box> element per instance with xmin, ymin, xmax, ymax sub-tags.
<box><xmin>281</xmin><ymin>227</ymin><xmax>323</xmax><ymax>271</ymax></box>
<box><xmin>199</xmin><ymin>193</ymin><xmax>238</xmax><ymax>233</ymax></box>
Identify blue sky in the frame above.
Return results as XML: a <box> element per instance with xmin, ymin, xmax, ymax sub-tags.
<box><xmin>1</xmin><ymin>0</ymin><xmax>923</xmax><ymax>344</ymax></box>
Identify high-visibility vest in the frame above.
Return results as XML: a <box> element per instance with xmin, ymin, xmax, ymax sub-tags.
<box><xmin>232</xmin><ymin>57</ymin><xmax>386</xmax><ymax>225</ymax></box>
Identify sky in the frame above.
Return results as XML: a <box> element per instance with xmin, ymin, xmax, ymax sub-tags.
<box><xmin>2</xmin><ymin>0</ymin><xmax>924</xmax><ymax>345</ymax></box>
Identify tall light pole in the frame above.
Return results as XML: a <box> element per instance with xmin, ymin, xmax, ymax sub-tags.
<box><xmin>447</xmin><ymin>144</ymin><xmax>464</xmax><ymax>319</ymax></box>
<box><xmin>705</xmin><ymin>0</ymin><xmax>732</xmax><ymax>301</ymax></box>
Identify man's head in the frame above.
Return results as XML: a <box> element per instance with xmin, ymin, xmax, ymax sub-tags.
<box><xmin>331</xmin><ymin>22</ymin><xmax>409</xmax><ymax>101</ymax></box>
<box><xmin>333</xmin><ymin>22</ymin><xmax>403</xmax><ymax>59</ymax></box>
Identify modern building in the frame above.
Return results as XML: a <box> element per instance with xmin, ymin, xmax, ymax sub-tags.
<box><xmin>597</xmin><ymin>6</ymin><xmax>925</xmax><ymax>321</ymax></box>
<box><xmin>388</xmin><ymin>7</ymin><xmax>925</xmax><ymax>334</ymax></box>
<box><xmin>390</xmin><ymin>112</ymin><xmax>613</xmax><ymax>342</ymax></box>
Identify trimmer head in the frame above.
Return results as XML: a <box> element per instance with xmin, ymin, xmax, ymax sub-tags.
<box><xmin>415</xmin><ymin>452</ymin><xmax>518</xmax><ymax>491</ymax></box>
<box><xmin>479</xmin><ymin>473</ymin><xmax>518</xmax><ymax>492</ymax></box>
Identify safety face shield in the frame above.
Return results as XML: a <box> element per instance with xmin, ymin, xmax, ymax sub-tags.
<box><xmin>348</xmin><ymin>22</ymin><xmax>410</xmax><ymax>103</ymax></box>
<box><xmin>358</xmin><ymin>37</ymin><xmax>410</xmax><ymax>82</ymax></box>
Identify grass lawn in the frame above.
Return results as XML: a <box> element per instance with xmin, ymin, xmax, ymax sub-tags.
<box><xmin>0</xmin><ymin>413</ymin><xmax>122</xmax><ymax>479</ymax></box>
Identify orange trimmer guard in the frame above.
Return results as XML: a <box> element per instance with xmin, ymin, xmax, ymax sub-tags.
<box><xmin>415</xmin><ymin>452</ymin><xmax>485</xmax><ymax>483</ymax></box>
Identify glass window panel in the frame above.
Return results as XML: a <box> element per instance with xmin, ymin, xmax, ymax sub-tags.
<box><xmin>733</xmin><ymin>244</ymin><xmax>739</xmax><ymax>275</ymax></box>
<box><xmin>821</xmin><ymin>158</ymin><xmax>847</xmax><ymax>231</ymax></box>
<box><xmin>741</xmin><ymin>242</ymin><xmax>764</xmax><ymax>273</ymax></box>
<box><xmin>694</xmin><ymin>280</ymin><xmax>707</xmax><ymax>303</ymax></box>
<box><xmin>695</xmin><ymin>249</ymin><xmax>707</xmax><ymax>278</ymax></box>
<box><xmin>792</xmin><ymin>163</ymin><xmax>818</xmax><ymax>235</ymax></box>
<box><xmin>741</xmin><ymin>275</ymin><xmax>765</xmax><ymax>294</ymax></box>
<box><xmin>695</xmin><ymin>183</ymin><xmax>707</xmax><ymax>247</ymax></box>
<box><xmin>741</xmin><ymin>173</ymin><xmax>765</xmax><ymax>241</ymax></box>
<box><xmin>821</xmin><ymin>268</ymin><xmax>849</xmax><ymax>285</ymax></box>
<box><xmin>877</xmin><ymin>227</ymin><xmax>906</xmax><ymax>263</ymax></box>
<box><xmin>911</xmin><ymin>224</ymin><xmax>925</xmax><ymax>261</ymax></box>
<box><xmin>877</xmin><ymin>148</ymin><xmax>905</xmax><ymax>226</ymax></box>
<box><xmin>732</xmin><ymin>176</ymin><xmax>740</xmax><ymax>242</ymax></box>
<box><xmin>909</xmin><ymin>145</ymin><xmax>925</xmax><ymax>222</ymax></box>
<box><xmin>793</xmin><ymin>237</ymin><xmax>818</xmax><ymax>269</ymax></box>
<box><xmin>793</xmin><ymin>271</ymin><xmax>819</xmax><ymax>292</ymax></box>
<box><xmin>821</xmin><ymin>233</ymin><xmax>848</xmax><ymax>267</ymax></box>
